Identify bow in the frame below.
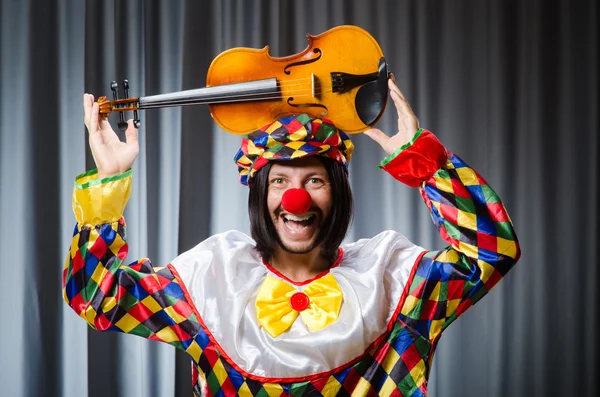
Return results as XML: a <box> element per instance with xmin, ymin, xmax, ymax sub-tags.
<box><xmin>255</xmin><ymin>274</ymin><xmax>343</xmax><ymax>338</ymax></box>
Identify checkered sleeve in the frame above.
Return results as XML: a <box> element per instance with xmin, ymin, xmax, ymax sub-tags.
<box><xmin>380</xmin><ymin>130</ymin><xmax>520</xmax><ymax>343</ymax></box>
<box><xmin>62</xmin><ymin>169</ymin><xmax>200</xmax><ymax>351</ymax></box>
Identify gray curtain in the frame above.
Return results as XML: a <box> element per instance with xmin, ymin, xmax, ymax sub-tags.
<box><xmin>0</xmin><ymin>0</ymin><xmax>597</xmax><ymax>396</ymax></box>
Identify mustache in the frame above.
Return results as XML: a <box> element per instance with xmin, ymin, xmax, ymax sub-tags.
<box><xmin>274</xmin><ymin>205</ymin><xmax>322</xmax><ymax>218</ymax></box>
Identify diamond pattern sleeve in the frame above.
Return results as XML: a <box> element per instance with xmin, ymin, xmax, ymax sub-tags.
<box><xmin>381</xmin><ymin>130</ymin><xmax>521</xmax><ymax>344</ymax></box>
<box><xmin>62</xmin><ymin>169</ymin><xmax>200</xmax><ymax>352</ymax></box>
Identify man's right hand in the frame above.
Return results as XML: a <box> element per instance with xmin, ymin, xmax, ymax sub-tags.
<box><xmin>83</xmin><ymin>93</ymin><xmax>139</xmax><ymax>179</ymax></box>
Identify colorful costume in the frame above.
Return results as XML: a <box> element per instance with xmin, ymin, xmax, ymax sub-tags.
<box><xmin>63</xmin><ymin>117</ymin><xmax>520</xmax><ymax>397</ymax></box>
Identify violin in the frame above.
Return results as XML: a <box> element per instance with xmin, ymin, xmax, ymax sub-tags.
<box><xmin>98</xmin><ymin>25</ymin><xmax>390</xmax><ymax>135</ymax></box>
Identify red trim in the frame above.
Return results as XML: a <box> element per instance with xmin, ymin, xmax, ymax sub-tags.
<box><xmin>262</xmin><ymin>247</ymin><xmax>344</xmax><ymax>286</ymax></box>
<box><xmin>168</xmin><ymin>250</ymin><xmax>428</xmax><ymax>384</ymax></box>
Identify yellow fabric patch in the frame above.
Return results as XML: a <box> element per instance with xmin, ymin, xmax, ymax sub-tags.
<box><xmin>379</xmin><ymin>376</ymin><xmax>398</xmax><ymax>397</ymax></box>
<box><xmin>286</xmin><ymin>141</ymin><xmax>306</xmax><ymax>150</ymax></box>
<box><xmin>401</xmin><ymin>295</ymin><xmax>419</xmax><ymax>316</ymax></box>
<box><xmin>446</xmin><ymin>298</ymin><xmax>461</xmax><ymax>317</ymax></box>
<box><xmin>185</xmin><ymin>340</ymin><xmax>202</xmax><ymax>362</ymax></box>
<box><xmin>456</xmin><ymin>209</ymin><xmax>478</xmax><ymax>230</ymax></box>
<box><xmin>435</xmin><ymin>249</ymin><xmax>460</xmax><ymax>264</ymax></box>
<box><xmin>155</xmin><ymin>327</ymin><xmax>179</xmax><ymax>343</ymax></box>
<box><xmin>381</xmin><ymin>348</ymin><xmax>400</xmax><ymax>373</ymax></box>
<box><xmin>115</xmin><ymin>313</ymin><xmax>140</xmax><ymax>333</ymax></box>
<box><xmin>497</xmin><ymin>237</ymin><xmax>519</xmax><ymax>258</ymax></box>
<box><xmin>141</xmin><ymin>295</ymin><xmax>163</xmax><ymax>314</ymax></box>
<box><xmin>164</xmin><ymin>306</ymin><xmax>186</xmax><ymax>324</ymax></box>
<box><xmin>352</xmin><ymin>377</ymin><xmax>372</xmax><ymax>396</ymax></box>
<box><xmin>211</xmin><ymin>359</ymin><xmax>228</xmax><ymax>385</ymax></box>
<box><xmin>321</xmin><ymin>378</ymin><xmax>342</xmax><ymax>397</ymax></box>
<box><xmin>477</xmin><ymin>260</ymin><xmax>494</xmax><ymax>284</ymax></box>
<box><xmin>455</xmin><ymin>167</ymin><xmax>479</xmax><ymax>186</ymax></box>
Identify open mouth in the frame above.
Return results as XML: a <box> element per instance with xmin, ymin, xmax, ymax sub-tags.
<box><xmin>282</xmin><ymin>213</ymin><xmax>316</xmax><ymax>233</ymax></box>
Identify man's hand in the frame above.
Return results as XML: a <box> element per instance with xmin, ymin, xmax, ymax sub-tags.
<box><xmin>83</xmin><ymin>93</ymin><xmax>139</xmax><ymax>179</ymax></box>
<box><xmin>364</xmin><ymin>77</ymin><xmax>419</xmax><ymax>155</ymax></box>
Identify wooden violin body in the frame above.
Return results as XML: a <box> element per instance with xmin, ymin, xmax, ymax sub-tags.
<box><xmin>99</xmin><ymin>25</ymin><xmax>389</xmax><ymax>134</ymax></box>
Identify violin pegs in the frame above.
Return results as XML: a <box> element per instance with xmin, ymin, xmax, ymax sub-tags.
<box><xmin>133</xmin><ymin>109</ymin><xmax>140</xmax><ymax>129</ymax></box>
<box><xmin>122</xmin><ymin>80</ymin><xmax>129</xmax><ymax>98</ymax></box>
<box><xmin>118</xmin><ymin>113</ymin><xmax>127</xmax><ymax>131</ymax></box>
<box><xmin>111</xmin><ymin>81</ymin><xmax>119</xmax><ymax>100</ymax></box>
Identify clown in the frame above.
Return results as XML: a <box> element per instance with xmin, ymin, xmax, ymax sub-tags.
<box><xmin>64</xmin><ymin>78</ymin><xmax>520</xmax><ymax>396</ymax></box>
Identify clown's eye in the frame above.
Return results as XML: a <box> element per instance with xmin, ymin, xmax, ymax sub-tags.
<box><xmin>270</xmin><ymin>178</ymin><xmax>285</xmax><ymax>185</ymax></box>
<box><xmin>307</xmin><ymin>178</ymin><xmax>324</xmax><ymax>185</ymax></box>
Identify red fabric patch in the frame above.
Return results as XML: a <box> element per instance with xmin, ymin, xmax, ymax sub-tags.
<box><xmin>401</xmin><ymin>344</ymin><xmax>423</xmax><ymax>370</ymax></box>
<box><xmin>439</xmin><ymin>203</ymin><xmax>458</xmax><ymax>225</ymax></box>
<box><xmin>203</xmin><ymin>345</ymin><xmax>220</xmax><ymax>367</ymax></box>
<box><xmin>71</xmin><ymin>250</ymin><xmax>84</xmax><ymax>274</ymax></box>
<box><xmin>372</xmin><ymin>341</ymin><xmax>392</xmax><ymax>364</ymax></box>
<box><xmin>381</xmin><ymin>131</ymin><xmax>447</xmax><ymax>187</ymax></box>
<box><xmin>98</xmin><ymin>270</ymin><xmax>115</xmax><ymax>295</ymax></box>
<box><xmin>285</xmin><ymin>118</ymin><xmax>303</xmax><ymax>133</ymax></box>
<box><xmin>477</xmin><ymin>232</ymin><xmax>498</xmax><ymax>252</ymax></box>
<box><xmin>447</xmin><ymin>279</ymin><xmax>466</xmax><ymax>300</ymax></box>
<box><xmin>138</xmin><ymin>274</ymin><xmax>165</xmax><ymax>294</ymax></box>
<box><xmin>323</xmin><ymin>134</ymin><xmax>341</xmax><ymax>146</ymax></box>
<box><xmin>450</xmin><ymin>178</ymin><xmax>471</xmax><ymax>198</ymax></box>
<box><xmin>487</xmin><ymin>202</ymin><xmax>510</xmax><ymax>222</ymax></box>
<box><xmin>129</xmin><ymin>302</ymin><xmax>155</xmax><ymax>323</ymax></box>
<box><xmin>70</xmin><ymin>294</ymin><xmax>86</xmax><ymax>313</ymax></box>
<box><xmin>117</xmin><ymin>244</ymin><xmax>128</xmax><ymax>260</ymax></box>
<box><xmin>95</xmin><ymin>313</ymin><xmax>113</xmax><ymax>331</ymax></box>
<box><xmin>172</xmin><ymin>300</ymin><xmax>193</xmax><ymax>318</ymax></box>
<box><xmin>88</xmin><ymin>237</ymin><xmax>108</xmax><ymax>259</ymax></box>
<box><xmin>341</xmin><ymin>368</ymin><xmax>361</xmax><ymax>391</ymax></box>
<box><xmin>421</xmin><ymin>300</ymin><xmax>440</xmax><ymax>320</ymax></box>
<box><xmin>252</xmin><ymin>157</ymin><xmax>269</xmax><ymax>173</ymax></box>
<box><xmin>170</xmin><ymin>323</ymin><xmax>192</xmax><ymax>342</ymax></box>
<box><xmin>219</xmin><ymin>377</ymin><xmax>237</xmax><ymax>396</ymax></box>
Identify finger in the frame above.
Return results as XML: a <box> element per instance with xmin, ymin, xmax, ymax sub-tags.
<box><xmin>363</xmin><ymin>128</ymin><xmax>389</xmax><ymax>147</ymax></box>
<box><xmin>83</xmin><ymin>94</ymin><xmax>93</xmax><ymax>130</ymax></box>
<box><xmin>89</xmin><ymin>102</ymin><xmax>100</xmax><ymax>136</ymax></box>
<box><xmin>390</xmin><ymin>88</ymin><xmax>409</xmax><ymax>120</ymax></box>
<box><xmin>124</xmin><ymin>119</ymin><xmax>139</xmax><ymax>146</ymax></box>
<box><xmin>388</xmin><ymin>78</ymin><xmax>406</xmax><ymax>102</ymax></box>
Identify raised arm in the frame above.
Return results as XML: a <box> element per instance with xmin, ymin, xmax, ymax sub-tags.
<box><xmin>62</xmin><ymin>96</ymin><xmax>200</xmax><ymax>351</ymax></box>
<box><xmin>365</xmin><ymin>79</ymin><xmax>520</xmax><ymax>344</ymax></box>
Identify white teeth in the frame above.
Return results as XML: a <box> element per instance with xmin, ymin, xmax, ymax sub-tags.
<box><xmin>284</xmin><ymin>214</ymin><xmax>313</xmax><ymax>221</ymax></box>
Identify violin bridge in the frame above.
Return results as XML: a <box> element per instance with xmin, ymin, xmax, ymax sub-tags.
<box><xmin>311</xmin><ymin>73</ymin><xmax>322</xmax><ymax>100</ymax></box>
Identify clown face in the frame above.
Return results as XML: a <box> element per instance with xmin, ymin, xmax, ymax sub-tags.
<box><xmin>267</xmin><ymin>157</ymin><xmax>332</xmax><ymax>255</ymax></box>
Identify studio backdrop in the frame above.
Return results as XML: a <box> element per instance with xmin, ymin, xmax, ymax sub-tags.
<box><xmin>0</xmin><ymin>1</ymin><xmax>597</xmax><ymax>397</ymax></box>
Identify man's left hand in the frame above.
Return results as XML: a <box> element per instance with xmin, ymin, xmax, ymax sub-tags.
<box><xmin>364</xmin><ymin>77</ymin><xmax>419</xmax><ymax>155</ymax></box>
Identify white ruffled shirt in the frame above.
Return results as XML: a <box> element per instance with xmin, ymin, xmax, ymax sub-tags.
<box><xmin>171</xmin><ymin>230</ymin><xmax>425</xmax><ymax>379</ymax></box>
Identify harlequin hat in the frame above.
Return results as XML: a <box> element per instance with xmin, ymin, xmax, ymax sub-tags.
<box><xmin>234</xmin><ymin>113</ymin><xmax>354</xmax><ymax>186</ymax></box>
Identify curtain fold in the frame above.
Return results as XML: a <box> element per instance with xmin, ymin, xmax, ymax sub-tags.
<box><xmin>0</xmin><ymin>1</ymin><xmax>597</xmax><ymax>396</ymax></box>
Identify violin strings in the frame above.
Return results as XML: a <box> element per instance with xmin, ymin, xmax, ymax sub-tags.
<box><xmin>142</xmin><ymin>84</ymin><xmax>337</xmax><ymax>105</ymax></box>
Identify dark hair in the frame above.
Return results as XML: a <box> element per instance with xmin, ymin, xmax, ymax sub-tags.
<box><xmin>248</xmin><ymin>156</ymin><xmax>354</xmax><ymax>265</ymax></box>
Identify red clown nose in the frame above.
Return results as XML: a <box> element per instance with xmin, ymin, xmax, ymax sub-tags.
<box><xmin>281</xmin><ymin>188</ymin><xmax>312</xmax><ymax>214</ymax></box>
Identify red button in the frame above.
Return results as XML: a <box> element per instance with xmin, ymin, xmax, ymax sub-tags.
<box><xmin>290</xmin><ymin>292</ymin><xmax>310</xmax><ymax>311</ymax></box>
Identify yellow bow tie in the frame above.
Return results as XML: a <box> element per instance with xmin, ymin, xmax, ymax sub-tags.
<box><xmin>255</xmin><ymin>274</ymin><xmax>343</xmax><ymax>338</ymax></box>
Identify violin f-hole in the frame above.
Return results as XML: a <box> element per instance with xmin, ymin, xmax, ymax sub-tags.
<box><xmin>283</xmin><ymin>48</ymin><xmax>322</xmax><ymax>75</ymax></box>
<box><xmin>287</xmin><ymin>97</ymin><xmax>328</xmax><ymax>117</ymax></box>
